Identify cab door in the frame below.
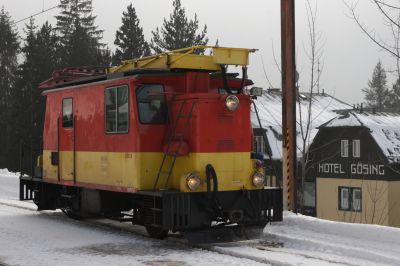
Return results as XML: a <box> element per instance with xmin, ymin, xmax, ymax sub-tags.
<box><xmin>59</xmin><ymin>98</ymin><xmax>75</xmax><ymax>182</ymax></box>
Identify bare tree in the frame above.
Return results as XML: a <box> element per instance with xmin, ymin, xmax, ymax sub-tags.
<box><xmin>297</xmin><ymin>0</ymin><xmax>325</xmax><ymax>212</ymax></box>
<box><xmin>346</xmin><ymin>0</ymin><xmax>400</xmax><ymax>81</ymax></box>
<box><xmin>345</xmin><ymin>1</ymin><xmax>400</xmax><ymax>223</ymax></box>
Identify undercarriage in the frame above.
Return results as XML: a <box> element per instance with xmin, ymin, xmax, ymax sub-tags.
<box><xmin>20</xmin><ymin>176</ymin><xmax>282</xmax><ymax>242</ymax></box>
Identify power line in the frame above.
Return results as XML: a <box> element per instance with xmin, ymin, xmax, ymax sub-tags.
<box><xmin>13</xmin><ymin>5</ymin><xmax>59</xmax><ymax>25</ymax></box>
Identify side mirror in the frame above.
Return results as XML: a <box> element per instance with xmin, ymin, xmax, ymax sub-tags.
<box><xmin>250</xmin><ymin>87</ymin><xmax>263</xmax><ymax>97</ymax></box>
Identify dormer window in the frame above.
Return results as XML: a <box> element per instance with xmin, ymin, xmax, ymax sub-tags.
<box><xmin>353</xmin><ymin>139</ymin><xmax>360</xmax><ymax>158</ymax></box>
<box><xmin>341</xmin><ymin>140</ymin><xmax>349</xmax><ymax>158</ymax></box>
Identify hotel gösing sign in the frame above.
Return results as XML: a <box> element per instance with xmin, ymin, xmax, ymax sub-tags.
<box><xmin>318</xmin><ymin>162</ymin><xmax>385</xmax><ymax>176</ymax></box>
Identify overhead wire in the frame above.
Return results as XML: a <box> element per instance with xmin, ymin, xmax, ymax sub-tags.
<box><xmin>12</xmin><ymin>4</ymin><xmax>59</xmax><ymax>25</ymax></box>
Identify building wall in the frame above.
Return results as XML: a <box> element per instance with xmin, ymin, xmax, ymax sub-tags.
<box><xmin>317</xmin><ymin>177</ymin><xmax>391</xmax><ymax>226</ymax></box>
<box><xmin>312</xmin><ymin>126</ymin><xmax>400</xmax><ymax>227</ymax></box>
<box><xmin>389</xmin><ymin>182</ymin><xmax>400</xmax><ymax>227</ymax></box>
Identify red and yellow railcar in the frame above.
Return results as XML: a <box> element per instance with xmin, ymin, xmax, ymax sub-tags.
<box><xmin>20</xmin><ymin>46</ymin><xmax>282</xmax><ymax>240</ymax></box>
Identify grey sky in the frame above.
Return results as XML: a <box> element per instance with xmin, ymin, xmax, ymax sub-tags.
<box><xmin>1</xmin><ymin>0</ymin><xmax>395</xmax><ymax>104</ymax></box>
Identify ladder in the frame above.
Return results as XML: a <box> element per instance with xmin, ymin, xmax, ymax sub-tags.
<box><xmin>153</xmin><ymin>101</ymin><xmax>196</xmax><ymax>190</ymax></box>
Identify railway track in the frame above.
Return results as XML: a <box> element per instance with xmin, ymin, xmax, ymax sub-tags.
<box><xmin>210</xmin><ymin>240</ymin><xmax>355</xmax><ymax>266</ymax></box>
<box><xmin>0</xmin><ymin>200</ymin><xmax>355</xmax><ymax>266</ymax></box>
<box><xmin>82</xmin><ymin>213</ymin><xmax>355</xmax><ymax>266</ymax></box>
<box><xmin>0</xmin><ymin>200</ymin><xmax>271</xmax><ymax>265</ymax></box>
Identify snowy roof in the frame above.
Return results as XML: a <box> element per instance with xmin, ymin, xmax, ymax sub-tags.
<box><xmin>321</xmin><ymin>111</ymin><xmax>400</xmax><ymax>163</ymax></box>
<box><xmin>251</xmin><ymin>89</ymin><xmax>351</xmax><ymax>160</ymax></box>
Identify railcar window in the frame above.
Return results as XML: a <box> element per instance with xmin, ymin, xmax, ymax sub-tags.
<box><xmin>62</xmin><ymin>98</ymin><xmax>73</xmax><ymax>128</ymax></box>
<box><xmin>136</xmin><ymin>84</ymin><xmax>167</xmax><ymax>124</ymax></box>
<box><xmin>105</xmin><ymin>85</ymin><xmax>129</xmax><ymax>133</ymax></box>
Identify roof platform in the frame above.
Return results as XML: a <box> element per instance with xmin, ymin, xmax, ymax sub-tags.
<box><xmin>38</xmin><ymin>46</ymin><xmax>257</xmax><ymax>90</ymax></box>
<box><xmin>39</xmin><ymin>68</ymin><xmax>173</xmax><ymax>91</ymax></box>
<box><xmin>107</xmin><ymin>46</ymin><xmax>257</xmax><ymax>73</ymax></box>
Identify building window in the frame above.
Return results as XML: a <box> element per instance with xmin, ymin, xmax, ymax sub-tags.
<box><xmin>353</xmin><ymin>139</ymin><xmax>360</xmax><ymax>158</ymax></box>
<box><xmin>62</xmin><ymin>98</ymin><xmax>73</xmax><ymax>128</ymax></box>
<box><xmin>339</xmin><ymin>187</ymin><xmax>349</xmax><ymax>210</ymax></box>
<box><xmin>341</xmin><ymin>140</ymin><xmax>349</xmax><ymax>158</ymax></box>
<box><xmin>339</xmin><ymin>187</ymin><xmax>362</xmax><ymax>212</ymax></box>
<box><xmin>136</xmin><ymin>84</ymin><xmax>167</xmax><ymax>124</ymax></box>
<box><xmin>105</xmin><ymin>85</ymin><xmax>129</xmax><ymax>133</ymax></box>
<box><xmin>352</xmin><ymin>188</ymin><xmax>362</xmax><ymax>211</ymax></box>
<box><xmin>253</xmin><ymin>135</ymin><xmax>265</xmax><ymax>153</ymax></box>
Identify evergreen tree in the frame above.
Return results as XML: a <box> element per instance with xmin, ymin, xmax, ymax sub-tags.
<box><xmin>385</xmin><ymin>79</ymin><xmax>400</xmax><ymax>111</ymax></box>
<box><xmin>17</xmin><ymin>20</ymin><xmax>58</xmax><ymax>156</ymax></box>
<box><xmin>113</xmin><ymin>4</ymin><xmax>150</xmax><ymax>65</ymax></box>
<box><xmin>0</xmin><ymin>7</ymin><xmax>19</xmax><ymax>169</ymax></box>
<box><xmin>55</xmin><ymin>0</ymin><xmax>110</xmax><ymax>66</ymax></box>
<box><xmin>28</xmin><ymin>22</ymin><xmax>57</xmax><ymax>144</ymax></box>
<box><xmin>14</xmin><ymin>19</ymin><xmax>37</xmax><ymax>159</ymax></box>
<box><xmin>150</xmin><ymin>0</ymin><xmax>208</xmax><ymax>53</ymax></box>
<box><xmin>35</xmin><ymin>22</ymin><xmax>59</xmax><ymax>79</ymax></box>
<box><xmin>362</xmin><ymin>61</ymin><xmax>389</xmax><ymax>111</ymax></box>
<box><xmin>95</xmin><ymin>45</ymin><xmax>112</xmax><ymax>67</ymax></box>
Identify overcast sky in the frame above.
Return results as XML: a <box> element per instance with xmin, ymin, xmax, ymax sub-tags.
<box><xmin>1</xmin><ymin>0</ymin><xmax>396</xmax><ymax>104</ymax></box>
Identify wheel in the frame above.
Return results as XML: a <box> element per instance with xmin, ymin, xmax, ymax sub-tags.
<box><xmin>145</xmin><ymin>225</ymin><xmax>169</xmax><ymax>239</ymax></box>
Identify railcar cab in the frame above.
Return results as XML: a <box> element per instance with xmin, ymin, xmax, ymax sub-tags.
<box><xmin>20</xmin><ymin>46</ymin><xmax>283</xmax><ymax>242</ymax></box>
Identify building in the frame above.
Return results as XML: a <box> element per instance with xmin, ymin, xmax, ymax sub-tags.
<box><xmin>252</xmin><ymin>89</ymin><xmax>351</xmax><ymax>214</ymax></box>
<box><xmin>309</xmin><ymin>111</ymin><xmax>400</xmax><ymax>227</ymax></box>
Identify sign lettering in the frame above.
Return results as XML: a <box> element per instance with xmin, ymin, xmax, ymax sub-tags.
<box><xmin>318</xmin><ymin>163</ymin><xmax>385</xmax><ymax>176</ymax></box>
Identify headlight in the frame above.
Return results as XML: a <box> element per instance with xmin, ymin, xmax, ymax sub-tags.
<box><xmin>252</xmin><ymin>172</ymin><xmax>265</xmax><ymax>188</ymax></box>
<box><xmin>186</xmin><ymin>173</ymin><xmax>201</xmax><ymax>191</ymax></box>
<box><xmin>225</xmin><ymin>95</ymin><xmax>239</xmax><ymax>111</ymax></box>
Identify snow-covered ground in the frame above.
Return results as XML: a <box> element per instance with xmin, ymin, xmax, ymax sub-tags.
<box><xmin>1</xmin><ymin>170</ymin><xmax>400</xmax><ymax>266</ymax></box>
<box><xmin>213</xmin><ymin>213</ymin><xmax>400</xmax><ymax>265</ymax></box>
<box><xmin>0</xmin><ymin>170</ymin><xmax>262</xmax><ymax>266</ymax></box>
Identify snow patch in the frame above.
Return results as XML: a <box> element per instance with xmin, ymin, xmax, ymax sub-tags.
<box><xmin>0</xmin><ymin>169</ymin><xmax>19</xmax><ymax>178</ymax></box>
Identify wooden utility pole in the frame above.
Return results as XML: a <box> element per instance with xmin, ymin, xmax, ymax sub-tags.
<box><xmin>281</xmin><ymin>0</ymin><xmax>297</xmax><ymax>212</ymax></box>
